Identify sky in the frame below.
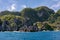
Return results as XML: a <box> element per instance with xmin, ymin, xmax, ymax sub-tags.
<box><xmin>0</xmin><ymin>0</ymin><xmax>60</xmax><ymax>12</ymax></box>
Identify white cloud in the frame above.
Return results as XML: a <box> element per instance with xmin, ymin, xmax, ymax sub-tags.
<box><xmin>50</xmin><ymin>1</ymin><xmax>60</xmax><ymax>12</ymax></box>
<box><xmin>51</xmin><ymin>2</ymin><xmax>60</xmax><ymax>8</ymax></box>
<box><xmin>21</xmin><ymin>5</ymin><xmax>27</xmax><ymax>8</ymax></box>
<box><xmin>8</xmin><ymin>4</ymin><xmax>16</xmax><ymax>11</ymax></box>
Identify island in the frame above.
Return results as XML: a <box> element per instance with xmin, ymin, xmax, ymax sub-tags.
<box><xmin>0</xmin><ymin>6</ymin><xmax>60</xmax><ymax>32</ymax></box>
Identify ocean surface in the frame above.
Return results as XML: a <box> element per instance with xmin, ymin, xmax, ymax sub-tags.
<box><xmin>0</xmin><ymin>31</ymin><xmax>60</xmax><ymax>40</ymax></box>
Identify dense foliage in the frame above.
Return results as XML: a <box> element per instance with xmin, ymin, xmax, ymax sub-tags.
<box><xmin>0</xmin><ymin>6</ymin><xmax>60</xmax><ymax>32</ymax></box>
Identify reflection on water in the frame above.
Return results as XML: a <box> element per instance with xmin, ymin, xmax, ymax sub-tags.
<box><xmin>0</xmin><ymin>31</ymin><xmax>60</xmax><ymax>40</ymax></box>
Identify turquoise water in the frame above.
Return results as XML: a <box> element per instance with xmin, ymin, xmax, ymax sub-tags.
<box><xmin>0</xmin><ymin>31</ymin><xmax>60</xmax><ymax>40</ymax></box>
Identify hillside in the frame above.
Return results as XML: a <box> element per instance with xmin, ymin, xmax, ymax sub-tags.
<box><xmin>0</xmin><ymin>6</ymin><xmax>60</xmax><ymax>32</ymax></box>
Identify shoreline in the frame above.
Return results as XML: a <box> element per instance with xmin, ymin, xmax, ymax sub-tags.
<box><xmin>0</xmin><ymin>30</ymin><xmax>59</xmax><ymax>32</ymax></box>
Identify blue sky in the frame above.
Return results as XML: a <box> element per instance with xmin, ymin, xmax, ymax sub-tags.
<box><xmin>0</xmin><ymin>0</ymin><xmax>60</xmax><ymax>12</ymax></box>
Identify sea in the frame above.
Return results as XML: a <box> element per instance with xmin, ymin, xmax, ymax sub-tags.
<box><xmin>0</xmin><ymin>31</ymin><xmax>60</xmax><ymax>40</ymax></box>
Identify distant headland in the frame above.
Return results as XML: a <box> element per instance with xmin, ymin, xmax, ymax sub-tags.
<box><xmin>0</xmin><ymin>6</ymin><xmax>60</xmax><ymax>32</ymax></box>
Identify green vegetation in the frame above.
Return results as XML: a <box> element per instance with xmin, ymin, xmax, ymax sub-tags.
<box><xmin>0</xmin><ymin>6</ymin><xmax>60</xmax><ymax>32</ymax></box>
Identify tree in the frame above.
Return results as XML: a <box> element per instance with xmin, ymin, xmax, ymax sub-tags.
<box><xmin>43</xmin><ymin>23</ymin><xmax>53</xmax><ymax>31</ymax></box>
<box><xmin>0</xmin><ymin>11</ymin><xmax>21</xmax><ymax>16</ymax></box>
<box><xmin>35</xmin><ymin>6</ymin><xmax>55</xmax><ymax>22</ymax></box>
<box><xmin>0</xmin><ymin>14</ymin><xmax>24</xmax><ymax>31</ymax></box>
<box><xmin>56</xmin><ymin>9</ymin><xmax>60</xmax><ymax>15</ymax></box>
<box><xmin>0</xmin><ymin>19</ymin><xmax>3</xmax><ymax>31</ymax></box>
<box><xmin>21</xmin><ymin>8</ymin><xmax>38</xmax><ymax>26</ymax></box>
